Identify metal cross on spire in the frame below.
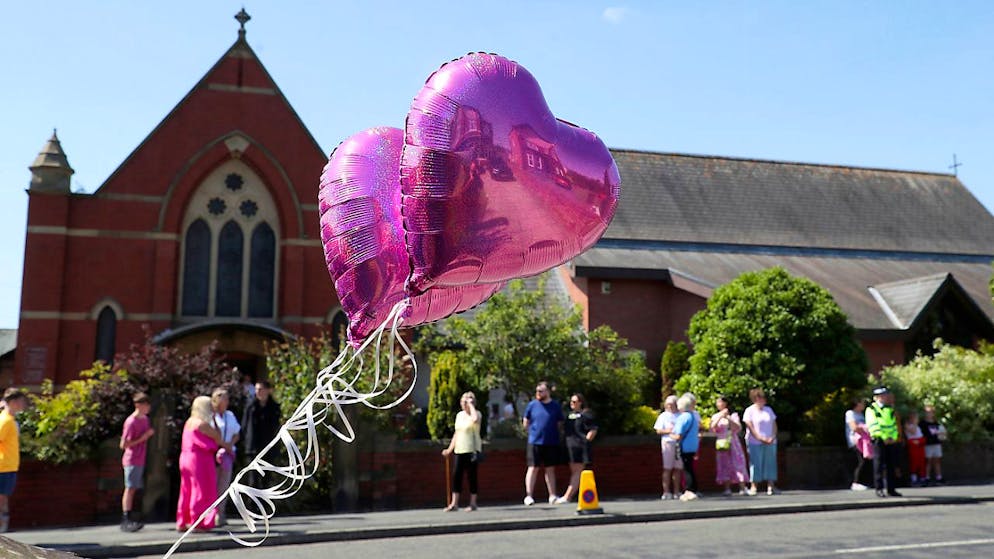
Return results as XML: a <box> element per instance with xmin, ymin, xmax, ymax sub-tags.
<box><xmin>235</xmin><ymin>8</ymin><xmax>251</xmax><ymax>38</ymax></box>
<box><xmin>949</xmin><ymin>154</ymin><xmax>962</xmax><ymax>176</ymax></box>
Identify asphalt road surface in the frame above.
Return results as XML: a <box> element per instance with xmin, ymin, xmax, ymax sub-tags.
<box><xmin>136</xmin><ymin>502</ymin><xmax>994</xmax><ymax>559</ymax></box>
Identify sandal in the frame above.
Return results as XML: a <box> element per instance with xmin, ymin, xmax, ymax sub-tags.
<box><xmin>443</xmin><ymin>504</ymin><xmax>457</xmax><ymax>512</ymax></box>
<box><xmin>462</xmin><ymin>505</ymin><xmax>477</xmax><ymax>512</ymax></box>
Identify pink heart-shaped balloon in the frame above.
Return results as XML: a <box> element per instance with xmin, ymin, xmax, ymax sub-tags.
<box><xmin>319</xmin><ymin>127</ymin><xmax>504</xmax><ymax>345</ymax></box>
<box><xmin>400</xmin><ymin>53</ymin><xmax>620</xmax><ymax>294</ymax></box>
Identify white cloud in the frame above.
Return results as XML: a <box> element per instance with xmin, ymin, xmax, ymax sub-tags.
<box><xmin>602</xmin><ymin>6</ymin><xmax>629</xmax><ymax>24</ymax></box>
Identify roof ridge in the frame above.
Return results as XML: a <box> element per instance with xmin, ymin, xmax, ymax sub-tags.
<box><xmin>607</xmin><ymin>147</ymin><xmax>957</xmax><ymax>178</ymax></box>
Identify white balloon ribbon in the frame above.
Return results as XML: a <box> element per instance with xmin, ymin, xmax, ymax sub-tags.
<box><xmin>163</xmin><ymin>300</ymin><xmax>415</xmax><ymax>558</ymax></box>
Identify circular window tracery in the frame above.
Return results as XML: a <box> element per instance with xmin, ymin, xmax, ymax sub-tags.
<box><xmin>207</xmin><ymin>197</ymin><xmax>227</xmax><ymax>216</ymax></box>
<box><xmin>225</xmin><ymin>173</ymin><xmax>244</xmax><ymax>192</ymax></box>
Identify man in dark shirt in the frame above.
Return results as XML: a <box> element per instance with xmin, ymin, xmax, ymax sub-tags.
<box><xmin>241</xmin><ymin>381</ymin><xmax>282</xmax><ymax>486</ymax></box>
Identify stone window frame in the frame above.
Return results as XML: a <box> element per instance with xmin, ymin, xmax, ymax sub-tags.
<box><xmin>178</xmin><ymin>159</ymin><xmax>281</xmax><ymax>320</ymax></box>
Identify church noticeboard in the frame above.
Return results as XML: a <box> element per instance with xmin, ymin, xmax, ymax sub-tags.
<box><xmin>23</xmin><ymin>346</ymin><xmax>47</xmax><ymax>383</ymax></box>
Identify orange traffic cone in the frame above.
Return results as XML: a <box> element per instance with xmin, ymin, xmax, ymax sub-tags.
<box><xmin>576</xmin><ymin>469</ymin><xmax>603</xmax><ymax>515</ymax></box>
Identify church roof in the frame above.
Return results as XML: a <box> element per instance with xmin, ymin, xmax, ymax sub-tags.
<box><xmin>604</xmin><ymin>150</ymin><xmax>994</xmax><ymax>256</ymax></box>
<box><xmin>869</xmin><ymin>273</ymin><xmax>952</xmax><ymax>330</ymax></box>
<box><xmin>574</xmin><ymin>150</ymin><xmax>994</xmax><ymax>332</ymax></box>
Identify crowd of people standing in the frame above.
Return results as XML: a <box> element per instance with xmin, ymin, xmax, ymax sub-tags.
<box><xmin>116</xmin><ymin>380</ymin><xmax>281</xmax><ymax>533</ymax></box>
<box><xmin>438</xmin><ymin>381</ymin><xmax>950</xmax><ymax>511</ymax></box>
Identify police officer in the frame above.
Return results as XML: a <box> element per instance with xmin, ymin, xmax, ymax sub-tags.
<box><xmin>865</xmin><ymin>386</ymin><xmax>902</xmax><ymax>497</ymax></box>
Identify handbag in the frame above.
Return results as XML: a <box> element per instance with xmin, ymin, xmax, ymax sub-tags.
<box><xmin>470</xmin><ymin>428</ymin><xmax>485</xmax><ymax>463</ymax></box>
<box><xmin>715</xmin><ymin>437</ymin><xmax>731</xmax><ymax>451</ymax></box>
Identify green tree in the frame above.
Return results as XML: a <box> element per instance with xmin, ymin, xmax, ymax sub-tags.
<box><xmin>660</xmin><ymin>340</ymin><xmax>690</xmax><ymax>400</ymax></box>
<box><xmin>422</xmin><ymin>276</ymin><xmax>586</xmax><ymax>393</ymax></box>
<box><xmin>419</xmin><ymin>274</ymin><xmax>653</xmax><ymax>436</ymax></box>
<box><xmin>676</xmin><ymin>267</ymin><xmax>868</xmax><ymax>435</ymax></box>
<box><xmin>262</xmin><ymin>333</ymin><xmax>417</xmax><ymax>509</ymax></box>
<box><xmin>20</xmin><ymin>334</ymin><xmax>239</xmax><ymax>463</ymax></box>
<box><xmin>878</xmin><ymin>339</ymin><xmax>994</xmax><ymax>442</ymax></box>
<box><xmin>426</xmin><ymin>350</ymin><xmax>464</xmax><ymax>440</ymax></box>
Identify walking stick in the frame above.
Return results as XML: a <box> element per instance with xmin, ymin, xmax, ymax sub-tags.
<box><xmin>444</xmin><ymin>453</ymin><xmax>451</xmax><ymax>505</ymax></box>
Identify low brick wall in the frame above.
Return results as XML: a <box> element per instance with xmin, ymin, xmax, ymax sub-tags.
<box><xmin>11</xmin><ymin>437</ymin><xmax>993</xmax><ymax>527</ymax></box>
<box><xmin>385</xmin><ymin>435</ymin><xmax>724</xmax><ymax>508</ymax></box>
<box><xmin>11</xmin><ymin>444</ymin><xmax>121</xmax><ymax>530</ymax></box>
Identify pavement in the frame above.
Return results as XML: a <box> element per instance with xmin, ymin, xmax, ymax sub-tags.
<box><xmin>9</xmin><ymin>481</ymin><xmax>994</xmax><ymax>558</ymax></box>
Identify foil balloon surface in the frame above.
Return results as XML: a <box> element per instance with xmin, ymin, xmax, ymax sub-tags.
<box><xmin>400</xmin><ymin>52</ymin><xmax>620</xmax><ymax>293</ymax></box>
<box><xmin>319</xmin><ymin>127</ymin><xmax>504</xmax><ymax>345</ymax></box>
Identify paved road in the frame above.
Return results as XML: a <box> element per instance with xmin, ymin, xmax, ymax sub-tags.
<box><xmin>129</xmin><ymin>502</ymin><xmax>994</xmax><ymax>559</ymax></box>
<box><xmin>10</xmin><ymin>483</ymin><xmax>994</xmax><ymax>558</ymax></box>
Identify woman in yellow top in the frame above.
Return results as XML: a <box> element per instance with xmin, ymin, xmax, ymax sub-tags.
<box><xmin>441</xmin><ymin>391</ymin><xmax>483</xmax><ymax>511</ymax></box>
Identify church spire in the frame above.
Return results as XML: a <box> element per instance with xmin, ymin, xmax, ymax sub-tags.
<box><xmin>29</xmin><ymin>129</ymin><xmax>74</xmax><ymax>193</ymax></box>
<box><xmin>235</xmin><ymin>7</ymin><xmax>251</xmax><ymax>40</ymax></box>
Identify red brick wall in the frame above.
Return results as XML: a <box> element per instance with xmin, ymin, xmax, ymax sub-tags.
<box><xmin>862</xmin><ymin>339</ymin><xmax>905</xmax><ymax>374</ymax></box>
<box><xmin>36</xmin><ymin>435</ymin><xmax>994</xmax><ymax>527</ymax></box>
<box><xmin>585</xmin><ymin>278</ymin><xmax>705</xmax><ymax>372</ymax></box>
<box><xmin>10</xmin><ymin>455</ymin><xmax>120</xmax><ymax>530</ymax></box>
<box><xmin>385</xmin><ymin>436</ymin><xmax>725</xmax><ymax>508</ymax></box>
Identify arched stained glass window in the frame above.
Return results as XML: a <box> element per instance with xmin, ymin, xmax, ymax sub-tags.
<box><xmin>182</xmin><ymin>219</ymin><xmax>211</xmax><ymax>316</ymax></box>
<box><xmin>94</xmin><ymin>306</ymin><xmax>117</xmax><ymax>364</ymax></box>
<box><xmin>179</xmin><ymin>161</ymin><xmax>281</xmax><ymax>319</ymax></box>
<box><xmin>216</xmin><ymin>221</ymin><xmax>244</xmax><ymax>317</ymax></box>
<box><xmin>248</xmin><ymin>222</ymin><xmax>276</xmax><ymax>318</ymax></box>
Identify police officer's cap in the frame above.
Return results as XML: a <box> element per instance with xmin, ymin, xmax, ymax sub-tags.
<box><xmin>872</xmin><ymin>386</ymin><xmax>890</xmax><ymax>396</ymax></box>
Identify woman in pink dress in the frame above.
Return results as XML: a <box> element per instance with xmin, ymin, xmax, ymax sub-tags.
<box><xmin>176</xmin><ymin>396</ymin><xmax>227</xmax><ymax>532</ymax></box>
<box><xmin>711</xmin><ymin>396</ymin><xmax>749</xmax><ymax>496</ymax></box>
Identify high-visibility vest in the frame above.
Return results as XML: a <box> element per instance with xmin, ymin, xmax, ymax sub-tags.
<box><xmin>866</xmin><ymin>401</ymin><xmax>898</xmax><ymax>440</ymax></box>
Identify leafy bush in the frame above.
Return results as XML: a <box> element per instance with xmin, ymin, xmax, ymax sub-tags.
<box><xmin>621</xmin><ymin>405</ymin><xmax>659</xmax><ymax>436</ymax></box>
<box><xmin>426</xmin><ymin>350</ymin><xmax>465</xmax><ymax>440</ymax></box>
<box><xmin>20</xmin><ymin>375</ymin><xmax>103</xmax><ymax>463</ymax></box>
<box><xmin>660</xmin><ymin>341</ymin><xmax>690</xmax><ymax>400</ymax></box>
<box><xmin>676</xmin><ymin>267</ymin><xmax>868</xmax><ymax>435</ymax></box>
<box><xmin>21</xmin><ymin>334</ymin><xmax>240</xmax><ymax>463</ymax></box>
<box><xmin>878</xmin><ymin>340</ymin><xmax>994</xmax><ymax>442</ymax></box>
<box><xmin>418</xmin><ymin>274</ymin><xmax>653</xmax><ymax>437</ymax></box>
<box><xmin>554</xmin><ymin>326</ymin><xmax>653</xmax><ymax>437</ymax></box>
<box><xmin>796</xmin><ymin>386</ymin><xmax>867</xmax><ymax>446</ymax></box>
<box><xmin>262</xmin><ymin>333</ymin><xmax>416</xmax><ymax>509</ymax></box>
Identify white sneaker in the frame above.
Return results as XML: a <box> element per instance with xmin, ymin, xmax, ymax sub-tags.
<box><xmin>851</xmin><ymin>482</ymin><xmax>869</xmax><ymax>491</ymax></box>
<box><xmin>548</xmin><ymin>495</ymin><xmax>558</xmax><ymax>504</ymax></box>
<box><xmin>745</xmin><ymin>487</ymin><xmax>757</xmax><ymax>496</ymax></box>
<box><xmin>661</xmin><ymin>492</ymin><xmax>674</xmax><ymax>500</ymax></box>
<box><xmin>679</xmin><ymin>490</ymin><xmax>698</xmax><ymax>501</ymax></box>
<box><xmin>554</xmin><ymin>496</ymin><xmax>569</xmax><ymax>504</ymax></box>
<box><xmin>523</xmin><ymin>495</ymin><xmax>535</xmax><ymax>506</ymax></box>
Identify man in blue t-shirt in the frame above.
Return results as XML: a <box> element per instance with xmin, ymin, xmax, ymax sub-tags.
<box><xmin>522</xmin><ymin>381</ymin><xmax>564</xmax><ymax>505</ymax></box>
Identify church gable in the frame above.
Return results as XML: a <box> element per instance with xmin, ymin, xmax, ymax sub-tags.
<box><xmin>90</xmin><ymin>27</ymin><xmax>325</xmax><ymax>240</ymax></box>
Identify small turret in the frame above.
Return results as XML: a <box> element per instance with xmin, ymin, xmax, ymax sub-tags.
<box><xmin>29</xmin><ymin>130</ymin><xmax>74</xmax><ymax>193</ymax></box>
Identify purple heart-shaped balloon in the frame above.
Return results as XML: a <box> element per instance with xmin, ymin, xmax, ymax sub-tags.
<box><xmin>400</xmin><ymin>53</ymin><xmax>620</xmax><ymax>294</ymax></box>
<box><xmin>319</xmin><ymin>127</ymin><xmax>504</xmax><ymax>345</ymax></box>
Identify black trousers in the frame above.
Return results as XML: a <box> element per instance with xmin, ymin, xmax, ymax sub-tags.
<box><xmin>872</xmin><ymin>440</ymin><xmax>899</xmax><ymax>491</ymax></box>
<box><xmin>680</xmin><ymin>451</ymin><xmax>698</xmax><ymax>492</ymax></box>
<box><xmin>452</xmin><ymin>452</ymin><xmax>479</xmax><ymax>494</ymax></box>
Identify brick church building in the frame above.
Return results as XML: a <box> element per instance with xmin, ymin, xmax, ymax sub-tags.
<box><xmin>15</xmin><ymin>12</ymin><xmax>341</xmax><ymax>389</ymax></box>
<box><xmin>13</xmin><ymin>13</ymin><xmax>994</xmax><ymax>393</ymax></box>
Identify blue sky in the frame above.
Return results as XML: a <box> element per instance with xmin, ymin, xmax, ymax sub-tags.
<box><xmin>2</xmin><ymin>1</ymin><xmax>992</xmax><ymax>329</ymax></box>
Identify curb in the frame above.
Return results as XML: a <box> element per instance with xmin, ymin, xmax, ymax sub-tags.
<box><xmin>57</xmin><ymin>494</ymin><xmax>994</xmax><ymax>558</ymax></box>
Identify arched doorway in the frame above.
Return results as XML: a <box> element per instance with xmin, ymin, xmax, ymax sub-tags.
<box><xmin>152</xmin><ymin>320</ymin><xmax>292</xmax><ymax>382</ymax></box>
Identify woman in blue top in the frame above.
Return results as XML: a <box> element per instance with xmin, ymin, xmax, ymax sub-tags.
<box><xmin>670</xmin><ymin>393</ymin><xmax>700</xmax><ymax>501</ymax></box>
